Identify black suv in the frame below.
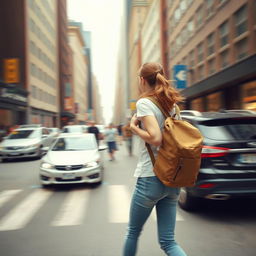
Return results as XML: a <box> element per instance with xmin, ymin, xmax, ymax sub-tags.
<box><xmin>178</xmin><ymin>110</ymin><xmax>256</xmax><ymax>211</ymax></box>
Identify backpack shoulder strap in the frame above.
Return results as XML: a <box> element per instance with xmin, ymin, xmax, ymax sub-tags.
<box><xmin>145</xmin><ymin>97</ymin><xmax>170</xmax><ymax>119</ymax></box>
<box><xmin>145</xmin><ymin>143</ymin><xmax>155</xmax><ymax>165</ymax></box>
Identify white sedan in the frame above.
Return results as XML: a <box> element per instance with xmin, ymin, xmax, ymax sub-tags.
<box><xmin>40</xmin><ymin>133</ymin><xmax>106</xmax><ymax>186</ymax></box>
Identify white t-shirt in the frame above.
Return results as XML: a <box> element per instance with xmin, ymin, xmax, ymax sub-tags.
<box><xmin>134</xmin><ymin>98</ymin><xmax>178</xmax><ymax>177</ymax></box>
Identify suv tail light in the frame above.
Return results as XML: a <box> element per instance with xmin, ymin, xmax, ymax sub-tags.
<box><xmin>201</xmin><ymin>145</ymin><xmax>230</xmax><ymax>158</ymax></box>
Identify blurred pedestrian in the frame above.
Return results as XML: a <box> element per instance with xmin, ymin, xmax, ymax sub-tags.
<box><xmin>105</xmin><ymin>123</ymin><xmax>118</xmax><ymax>161</ymax></box>
<box><xmin>88</xmin><ymin>121</ymin><xmax>100</xmax><ymax>145</ymax></box>
<box><xmin>122</xmin><ymin>120</ymin><xmax>133</xmax><ymax>156</ymax></box>
<box><xmin>117</xmin><ymin>124</ymin><xmax>123</xmax><ymax>145</ymax></box>
<box><xmin>123</xmin><ymin>63</ymin><xmax>186</xmax><ymax>256</ymax></box>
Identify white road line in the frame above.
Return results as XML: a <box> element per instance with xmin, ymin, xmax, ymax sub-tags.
<box><xmin>108</xmin><ymin>185</ymin><xmax>131</xmax><ymax>223</ymax></box>
<box><xmin>0</xmin><ymin>189</ymin><xmax>22</xmax><ymax>208</ymax></box>
<box><xmin>151</xmin><ymin>208</ymin><xmax>184</xmax><ymax>221</ymax></box>
<box><xmin>0</xmin><ymin>189</ymin><xmax>53</xmax><ymax>231</ymax></box>
<box><xmin>51</xmin><ymin>189</ymin><xmax>90</xmax><ymax>226</ymax></box>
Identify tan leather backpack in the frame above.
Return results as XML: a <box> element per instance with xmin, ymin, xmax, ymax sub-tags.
<box><xmin>146</xmin><ymin>97</ymin><xmax>203</xmax><ymax>188</ymax></box>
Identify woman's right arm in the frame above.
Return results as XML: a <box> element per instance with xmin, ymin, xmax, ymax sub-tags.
<box><xmin>130</xmin><ymin>114</ymin><xmax>162</xmax><ymax>147</ymax></box>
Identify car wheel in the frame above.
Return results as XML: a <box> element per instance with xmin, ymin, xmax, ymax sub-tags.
<box><xmin>178</xmin><ymin>188</ymin><xmax>200</xmax><ymax>211</ymax></box>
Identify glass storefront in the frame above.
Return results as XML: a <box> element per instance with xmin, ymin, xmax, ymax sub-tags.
<box><xmin>190</xmin><ymin>97</ymin><xmax>205</xmax><ymax>111</ymax></box>
<box><xmin>241</xmin><ymin>80</ymin><xmax>256</xmax><ymax>111</ymax></box>
<box><xmin>206</xmin><ymin>92</ymin><xmax>222</xmax><ymax>111</ymax></box>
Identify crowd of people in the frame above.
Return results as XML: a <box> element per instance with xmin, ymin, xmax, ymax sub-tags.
<box><xmin>86</xmin><ymin>120</ymin><xmax>134</xmax><ymax>161</ymax></box>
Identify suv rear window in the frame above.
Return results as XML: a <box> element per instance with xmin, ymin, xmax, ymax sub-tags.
<box><xmin>197</xmin><ymin>118</ymin><xmax>256</xmax><ymax>141</ymax></box>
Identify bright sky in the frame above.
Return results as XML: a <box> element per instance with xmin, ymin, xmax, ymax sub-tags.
<box><xmin>67</xmin><ymin>0</ymin><xmax>124</xmax><ymax>124</ymax></box>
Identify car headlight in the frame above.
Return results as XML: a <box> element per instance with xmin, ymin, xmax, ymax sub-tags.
<box><xmin>41</xmin><ymin>162</ymin><xmax>54</xmax><ymax>169</ymax></box>
<box><xmin>83</xmin><ymin>161</ymin><xmax>99</xmax><ymax>168</ymax></box>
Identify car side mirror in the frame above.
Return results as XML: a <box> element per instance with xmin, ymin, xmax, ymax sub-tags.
<box><xmin>42</xmin><ymin>134</ymin><xmax>48</xmax><ymax>138</ymax></box>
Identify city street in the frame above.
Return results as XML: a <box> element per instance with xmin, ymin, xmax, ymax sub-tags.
<box><xmin>0</xmin><ymin>142</ymin><xmax>256</xmax><ymax>256</ymax></box>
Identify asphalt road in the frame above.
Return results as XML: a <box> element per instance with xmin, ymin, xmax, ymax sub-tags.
<box><xmin>0</xmin><ymin>142</ymin><xmax>256</xmax><ymax>256</ymax></box>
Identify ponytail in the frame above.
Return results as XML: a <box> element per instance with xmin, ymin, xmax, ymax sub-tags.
<box><xmin>139</xmin><ymin>63</ymin><xmax>184</xmax><ymax>114</ymax></box>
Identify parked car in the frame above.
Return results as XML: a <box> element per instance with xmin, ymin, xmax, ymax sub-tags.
<box><xmin>40</xmin><ymin>133</ymin><xmax>106</xmax><ymax>186</ymax></box>
<box><xmin>62</xmin><ymin>125</ymin><xmax>87</xmax><ymax>134</ymax></box>
<box><xmin>0</xmin><ymin>127</ymin><xmax>55</xmax><ymax>161</ymax></box>
<box><xmin>178</xmin><ymin>110</ymin><xmax>256</xmax><ymax>211</ymax></box>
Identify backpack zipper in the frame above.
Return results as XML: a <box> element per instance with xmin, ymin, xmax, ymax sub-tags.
<box><xmin>173</xmin><ymin>158</ymin><xmax>182</xmax><ymax>181</ymax></box>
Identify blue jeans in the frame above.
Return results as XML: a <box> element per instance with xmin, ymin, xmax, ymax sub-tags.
<box><xmin>123</xmin><ymin>176</ymin><xmax>187</xmax><ymax>256</ymax></box>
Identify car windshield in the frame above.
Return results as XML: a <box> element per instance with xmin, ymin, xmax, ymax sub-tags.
<box><xmin>198</xmin><ymin>118</ymin><xmax>256</xmax><ymax>141</ymax></box>
<box><xmin>51</xmin><ymin>136</ymin><xmax>97</xmax><ymax>151</ymax></box>
<box><xmin>7</xmin><ymin>130</ymin><xmax>40</xmax><ymax>139</ymax></box>
<box><xmin>63</xmin><ymin>126</ymin><xmax>84</xmax><ymax>133</ymax></box>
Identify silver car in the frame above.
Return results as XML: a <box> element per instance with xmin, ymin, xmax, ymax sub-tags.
<box><xmin>40</xmin><ymin>133</ymin><xmax>106</xmax><ymax>186</ymax></box>
<box><xmin>0</xmin><ymin>127</ymin><xmax>55</xmax><ymax>161</ymax></box>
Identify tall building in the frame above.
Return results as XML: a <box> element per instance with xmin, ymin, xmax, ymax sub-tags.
<box><xmin>57</xmin><ymin>0</ymin><xmax>75</xmax><ymax>127</ymax></box>
<box><xmin>92</xmin><ymin>75</ymin><xmax>104</xmax><ymax>124</ymax></box>
<box><xmin>167</xmin><ymin>0</ymin><xmax>256</xmax><ymax>111</ymax></box>
<box><xmin>0</xmin><ymin>0</ymin><xmax>29</xmax><ymax>128</ymax></box>
<box><xmin>141</xmin><ymin>0</ymin><xmax>161</xmax><ymax>64</ymax></box>
<box><xmin>0</xmin><ymin>0</ymin><xmax>59</xmax><ymax>128</ymax></box>
<box><xmin>128</xmin><ymin>0</ymin><xmax>151</xmax><ymax>101</ymax></box>
<box><xmin>68</xmin><ymin>22</ymin><xmax>88</xmax><ymax>124</ymax></box>
<box><xmin>27</xmin><ymin>0</ymin><xmax>59</xmax><ymax>126</ymax></box>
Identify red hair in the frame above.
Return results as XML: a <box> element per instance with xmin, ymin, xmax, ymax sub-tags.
<box><xmin>139</xmin><ymin>62</ymin><xmax>184</xmax><ymax>115</ymax></box>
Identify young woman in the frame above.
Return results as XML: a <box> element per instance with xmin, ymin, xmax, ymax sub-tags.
<box><xmin>123</xmin><ymin>63</ymin><xmax>187</xmax><ymax>256</ymax></box>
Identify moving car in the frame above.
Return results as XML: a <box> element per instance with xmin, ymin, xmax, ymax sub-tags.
<box><xmin>0</xmin><ymin>126</ymin><xmax>55</xmax><ymax>161</ymax></box>
<box><xmin>178</xmin><ymin>110</ymin><xmax>256</xmax><ymax>211</ymax></box>
<box><xmin>40</xmin><ymin>133</ymin><xmax>106</xmax><ymax>186</ymax></box>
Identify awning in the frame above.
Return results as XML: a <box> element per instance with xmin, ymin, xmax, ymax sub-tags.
<box><xmin>61</xmin><ymin>111</ymin><xmax>75</xmax><ymax>118</ymax></box>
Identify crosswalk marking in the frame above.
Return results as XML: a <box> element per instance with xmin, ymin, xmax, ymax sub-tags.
<box><xmin>0</xmin><ymin>189</ymin><xmax>22</xmax><ymax>208</ymax></box>
<box><xmin>108</xmin><ymin>185</ymin><xmax>131</xmax><ymax>223</ymax></box>
<box><xmin>0</xmin><ymin>186</ymin><xmax>186</xmax><ymax>231</ymax></box>
<box><xmin>51</xmin><ymin>189</ymin><xmax>90</xmax><ymax>226</ymax></box>
<box><xmin>0</xmin><ymin>189</ymin><xmax>53</xmax><ymax>231</ymax></box>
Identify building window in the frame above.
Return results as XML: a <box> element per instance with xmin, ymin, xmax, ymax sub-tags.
<box><xmin>180</xmin><ymin>0</ymin><xmax>187</xmax><ymax>14</ymax></box>
<box><xmin>219</xmin><ymin>21</ymin><xmax>229</xmax><ymax>47</ymax></box>
<box><xmin>234</xmin><ymin>5</ymin><xmax>247</xmax><ymax>37</ymax></box>
<box><xmin>195</xmin><ymin>5</ymin><xmax>204</xmax><ymax>28</ymax></box>
<box><xmin>31</xmin><ymin>63</ymin><xmax>35</xmax><ymax>76</ymax></box>
<box><xmin>207</xmin><ymin>33</ymin><xmax>215</xmax><ymax>56</ymax></box>
<box><xmin>208</xmin><ymin>58</ymin><xmax>215</xmax><ymax>75</ymax></box>
<box><xmin>235</xmin><ymin>38</ymin><xmax>248</xmax><ymax>60</ymax></box>
<box><xmin>198</xmin><ymin>65</ymin><xmax>204</xmax><ymax>80</ymax></box>
<box><xmin>206</xmin><ymin>0</ymin><xmax>215</xmax><ymax>17</ymax></box>
<box><xmin>220</xmin><ymin>50</ymin><xmax>229</xmax><ymax>68</ymax></box>
<box><xmin>187</xmin><ymin>19</ymin><xmax>194</xmax><ymax>38</ymax></box>
<box><xmin>174</xmin><ymin>7</ymin><xmax>181</xmax><ymax>23</ymax></box>
<box><xmin>219</xmin><ymin>0</ymin><xmax>228</xmax><ymax>5</ymax></box>
<box><xmin>186</xmin><ymin>0</ymin><xmax>193</xmax><ymax>7</ymax></box>
<box><xmin>189</xmin><ymin>50</ymin><xmax>194</xmax><ymax>67</ymax></box>
<box><xmin>197</xmin><ymin>43</ymin><xmax>204</xmax><ymax>63</ymax></box>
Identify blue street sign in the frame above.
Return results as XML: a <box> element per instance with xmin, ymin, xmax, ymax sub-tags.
<box><xmin>173</xmin><ymin>65</ymin><xmax>187</xmax><ymax>89</ymax></box>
